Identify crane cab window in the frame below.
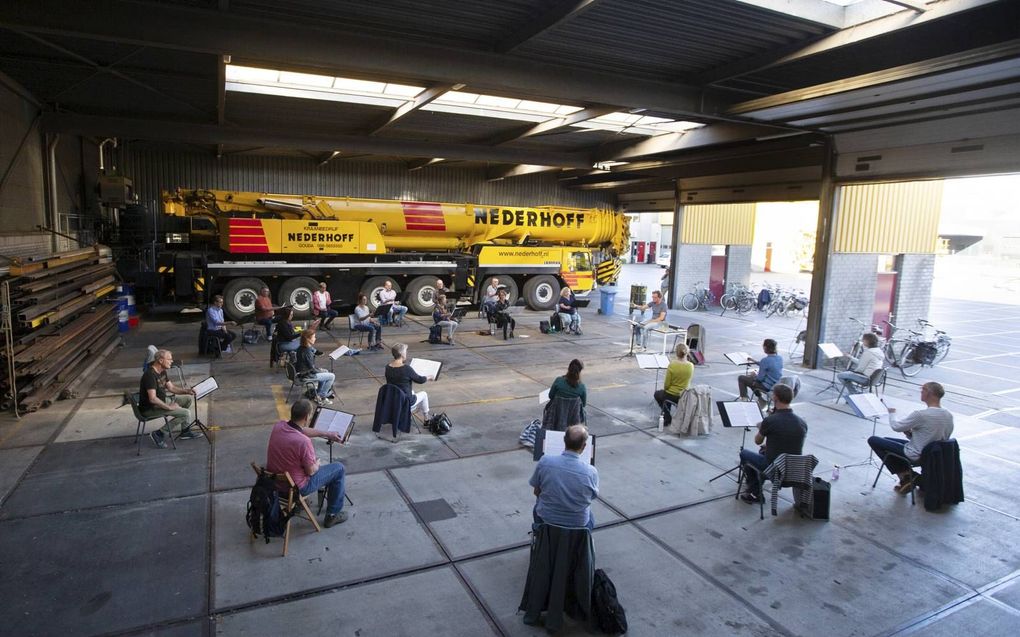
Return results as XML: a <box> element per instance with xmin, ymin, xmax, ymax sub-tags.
<box><xmin>569</xmin><ymin>252</ymin><xmax>593</xmax><ymax>272</ymax></box>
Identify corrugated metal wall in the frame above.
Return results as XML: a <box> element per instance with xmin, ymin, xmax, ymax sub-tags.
<box><xmin>121</xmin><ymin>148</ymin><xmax>615</xmax><ymax>213</ymax></box>
<box><xmin>834</xmin><ymin>181</ymin><xmax>942</xmax><ymax>254</ymax></box>
<box><xmin>680</xmin><ymin>203</ymin><xmax>755</xmax><ymax>245</ymax></box>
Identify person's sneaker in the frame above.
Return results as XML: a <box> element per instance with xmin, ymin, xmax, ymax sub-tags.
<box><xmin>178</xmin><ymin>428</ymin><xmax>204</xmax><ymax>440</ymax></box>
<box><xmin>224</xmin><ymin>345</ymin><xmax>233</xmax><ymax>354</ymax></box>
<box><xmin>320</xmin><ymin>397</ymin><xmax>334</xmax><ymax>406</ymax></box>
<box><xmin>150</xmin><ymin>430</ymin><xmax>167</xmax><ymax>449</ymax></box>
<box><xmin>323</xmin><ymin>511</ymin><xmax>348</xmax><ymax>528</ymax></box>
<box><xmin>740</xmin><ymin>492</ymin><xmax>761</xmax><ymax>504</ymax></box>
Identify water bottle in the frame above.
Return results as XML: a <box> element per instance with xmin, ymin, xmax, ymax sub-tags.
<box><xmin>657</xmin><ymin>415</ymin><xmax>664</xmax><ymax>432</ymax></box>
<box><xmin>831</xmin><ymin>466</ymin><xmax>840</xmax><ymax>481</ymax></box>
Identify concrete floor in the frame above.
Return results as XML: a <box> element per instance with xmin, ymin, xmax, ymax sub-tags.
<box><xmin>1</xmin><ymin>265</ymin><xmax>1019</xmax><ymax>636</ymax></box>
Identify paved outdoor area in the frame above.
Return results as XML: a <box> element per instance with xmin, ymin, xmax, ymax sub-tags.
<box><xmin>1</xmin><ymin>264</ymin><xmax>1019</xmax><ymax>636</ymax></box>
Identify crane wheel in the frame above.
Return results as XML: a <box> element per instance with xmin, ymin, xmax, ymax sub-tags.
<box><xmin>523</xmin><ymin>275</ymin><xmax>561</xmax><ymax>311</ymax></box>
<box><xmin>279</xmin><ymin>276</ymin><xmax>319</xmax><ymax>319</ymax></box>
<box><xmin>361</xmin><ymin>276</ymin><xmax>400</xmax><ymax>311</ymax></box>
<box><xmin>405</xmin><ymin>276</ymin><xmax>439</xmax><ymax>315</ymax></box>
<box><xmin>221</xmin><ymin>277</ymin><xmax>267</xmax><ymax>322</ymax></box>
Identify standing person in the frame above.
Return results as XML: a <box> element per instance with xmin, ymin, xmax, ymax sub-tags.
<box><xmin>266</xmin><ymin>399</ymin><xmax>348</xmax><ymax>528</ymax></box>
<box><xmin>738</xmin><ymin>383</ymin><xmax>807</xmax><ymax>503</ymax></box>
<box><xmin>557</xmin><ymin>287</ymin><xmax>581</xmax><ymax>335</ymax></box>
<box><xmin>295</xmin><ymin>331</ymin><xmax>335</xmax><ymax>405</ymax></box>
<box><xmin>312</xmin><ymin>282</ymin><xmax>338</xmax><ymax>330</ymax></box>
<box><xmin>432</xmin><ymin>294</ymin><xmax>459</xmax><ymax>345</ymax></box>
<box><xmin>838</xmin><ymin>332</ymin><xmax>884</xmax><ymax>396</ymax></box>
<box><xmin>139</xmin><ymin>349</ymin><xmax>198</xmax><ymax>448</ymax></box>
<box><xmin>378</xmin><ymin>280</ymin><xmax>408</xmax><ymax>327</ymax></box>
<box><xmin>868</xmin><ymin>382</ymin><xmax>954</xmax><ymax>494</ymax></box>
<box><xmin>385</xmin><ymin>342</ymin><xmax>432</xmax><ymax>422</ymax></box>
<box><xmin>353</xmin><ymin>293</ymin><xmax>384</xmax><ymax>351</ymax></box>
<box><xmin>654</xmin><ymin>342</ymin><xmax>694</xmax><ymax>426</ymax></box>
<box><xmin>737</xmin><ymin>338</ymin><xmax>783</xmax><ymax>402</ymax></box>
<box><xmin>529</xmin><ymin>425</ymin><xmax>599</xmax><ymax>530</ymax></box>
<box><xmin>482</xmin><ymin>277</ymin><xmax>501</xmax><ymax>316</ymax></box>
<box><xmin>254</xmin><ymin>287</ymin><xmax>276</xmax><ymax>340</ymax></box>
<box><xmin>206</xmin><ymin>295</ymin><xmax>237</xmax><ymax>353</ymax></box>
<box><xmin>493</xmin><ymin>288</ymin><xmax>516</xmax><ymax>339</ymax></box>
<box><xmin>630</xmin><ymin>290</ymin><xmax>667</xmax><ymax>351</ymax></box>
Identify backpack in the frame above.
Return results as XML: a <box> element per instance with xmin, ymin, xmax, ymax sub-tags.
<box><xmin>245</xmin><ymin>469</ymin><xmax>298</xmax><ymax>542</ymax></box>
<box><xmin>549</xmin><ymin>312</ymin><xmax>562</xmax><ymax>332</ymax></box>
<box><xmin>426</xmin><ymin>412</ymin><xmax>453</xmax><ymax>435</ymax></box>
<box><xmin>756</xmin><ymin>288</ymin><xmax>772</xmax><ymax>310</ymax></box>
<box><xmin>428</xmin><ymin>324</ymin><xmax>443</xmax><ymax>344</ymax></box>
<box><xmin>539</xmin><ymin>320</ymin><xmax>550</xmax><ymax>334</ymax></box>
<box><xmin>591</xmin><ymin>568</ymin><xmax>628</xmax><ymax>634</ymax></box>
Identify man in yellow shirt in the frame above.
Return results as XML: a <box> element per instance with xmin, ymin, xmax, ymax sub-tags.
<box><xmin>654</xmin><ymin>342</ymin><xmax>694</xmax><ymax>426</ymax></box>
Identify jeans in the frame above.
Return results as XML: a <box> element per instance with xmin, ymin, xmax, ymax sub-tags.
<box><xmin>739</xmin><ymin>448</ymin><xmax>769</xmax><ymax>494</ymax></box>
<box><xmin>738</xmin><ymin>373</ymin><xmax>767</xmax><ymax>399</ymax></box>
<box><xmin>354</xmin><ymin>322</ymin><xmax>382</xmax><ymax>345</ymax></box>
<box><xmin>279</xmin><ymin>339</ymin><xmax>300</xmax><ymax>353</ymax></box>
<box><xmin>532</xmin><ymin>507</ymin><xmax>594</xmax><ymax>533</ymax></box>
<box><xmin>838</xmin><ymin>371</ymin><xmax>869</xmax><ymax>396</ymax></box>
<box><xmin>868</xmin><ymin>436</ymin><xmax>914</xmax><ymax>475</ymax></box>
<box><xmin>313</xmin><ymin>371</ymin><xmax>335</xmax><ymax>398</ymax></box>
<box><xmin>300</xmin><ymin>462</ymin><xmax>346</xmax><ymax>516</ymax></box>
<box><xmin>141</xmin><ymin>395</ymin><xmax>192</xmax><ymax>435</ymax></box>
<box><xmin>436</xmin><ymin>320</ymin><xmax>458</xmax><ymax>342</ymax></box>
<box><xmin>630</xmin><ymin>310</ymin><xmax>661</xmax><ymax>347</ymax></box>
<box><xmin>653</xmin><ymin>390</ymin><xmax>680</xmax><ymax>424</ymax></box>
<box><xmin>388</xmin><ymin>305</ymin><xmax>408</xmax><ymax>325</ymax></box>
<box><xmin>257</xmin><ymin>318</ymin><xmax>274</xmax><ymax>339</ymax></box>
<box><xmin>557</xmin><ymin>312</ymin><xmax>579</xmax><ymax>333</ymax></box>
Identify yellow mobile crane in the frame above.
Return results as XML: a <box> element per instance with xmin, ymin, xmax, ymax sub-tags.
<box><xmin>159</xmin><ymin>189</ymin><xmax>628</xmax><ymax>319</ymax></box>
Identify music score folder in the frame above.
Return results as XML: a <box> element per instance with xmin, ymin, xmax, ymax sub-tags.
<box><xmin>717</xmin><ymin>401</ymin><xmax>764</xmax><ymax>428</ymax></box>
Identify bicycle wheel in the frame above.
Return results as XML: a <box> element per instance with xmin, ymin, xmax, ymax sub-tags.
<box><xmin>720</xmin><ymin>294</ymin><xmax>736</xmax><ymax>311</ymax></box>
<box><xmin>934</xmin><ymin>338</ymin><xmax>951</xmax><ymax>364</ymax></box>
<box><xmin>900</xmin><ymin>344</ymin><xmax>922</xmax><ymax>377</ymax></box>
<box><xmin>766</xmin><ymin>301</ymin><xmax>780</xmax><ymax>318</ymax></box>
<box><xmin>680</xmin><ymin>293</ymin><xmax>699</xmax><ymax>312</ymax></box>
<box><xmin>737</xmin><ymin>296</ymin><xmax>754</xmax><ymax>314</ymax></box>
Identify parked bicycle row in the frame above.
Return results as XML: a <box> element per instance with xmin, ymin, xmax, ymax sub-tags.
<box><xmin>844</xmin><ymin>316</ymin><xmax>952</xmax><ymax>378</ymax></box>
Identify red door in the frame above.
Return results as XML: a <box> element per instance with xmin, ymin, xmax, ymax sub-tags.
<box><xmin>647</xmin><ymin>241</ymin><xmax>657</xmax><ymax>264</ymax></box>
<box><xmin>709</xmin><ymin>255</ymin><xmax>727</xmax><ymax>305</ymax></box>
<box><xmin>635</xmin><ymin>242</ymin><xmax>646</xmax><ymax>263</ymax></box>
<box><xmin>873</xmin><ymin>272</ymin><xmax>898</xmax><ymax>336</ymax></box>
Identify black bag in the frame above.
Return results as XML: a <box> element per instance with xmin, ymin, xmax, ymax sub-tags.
<box><xmin>426</xmin><ymin>412</ymin><xmax>453</xmax><ymax>435</ymax></box>
<box><xmin>428</xmin><ymin>324</ymin><xmax>444</xmax><ymax>344</ymax></box>
<box><xmin>912</xmin><ymin>342</ymin><xmax>937</xmax><ymax>365</ymax></box>
<box><xmin>245</xmin><ymin>470</ymin><xmax>297</xmax><ymax>542</ymax></box>
<box><xmin>539</xmin><ymin>320</ymin><xmax>550</xmax><ymax>334</ymax></box>
<box><xmin>591</xmin><ymin>568</ymin><xmax>628</xmax><ymax>634</ymax></box>
<box><xmin>756</xmin><ymin>288</ymin><xmax>772</xmax><ymax>311</ymax></box>
<box><xmin>549</xmin><ymin>312</ymin><xmax>562</xmax><ymax>332</ymax></box>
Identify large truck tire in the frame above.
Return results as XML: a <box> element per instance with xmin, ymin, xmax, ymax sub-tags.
<box><xmin>491</xmin><ymin>275</ymin><xmax>519</xmax><ymax>307</ymax></box>
<box><xmin>405</xmin><ymin>276</ymin><xmax>439</xmax><ymax>315</ymax></box>
<box><xmin>221</xmin><ymin>277</ymin><xmax>267</xmax><ymax>321</ymax></box>
<box><xmin>361</xmin><ymin>276</ymin><xmax>400</xmax><ymax>311</ymax></box>
<box><xmin>279</xmin><ymin>276</ymin><xmax>319</xmax><ymax>319</ymax></box>
<box><xmin>523</xmin><ymin>275</ymin><xmax>561</xmax><ymax>311</ymax></box>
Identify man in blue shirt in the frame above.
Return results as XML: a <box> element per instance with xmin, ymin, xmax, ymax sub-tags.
<box><xmin>529</xmin><ymin>425</ymin><xmax>599</xmax><ymax>530</ymax></box>
<box><xmin>738</xmin><ymin>338</ymin><xmax>783</xmax><ymax>402</ymax></box>
<box><xmin>206</xmin><ymin>294</ymin><xmax>237</xmax><ymax>353</ymax></box>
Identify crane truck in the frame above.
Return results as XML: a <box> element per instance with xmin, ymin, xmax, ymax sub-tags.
<box><xmin>157</xmin><ymin>189</ymin><xmax>629</xmax><ymax>321</ymax></box>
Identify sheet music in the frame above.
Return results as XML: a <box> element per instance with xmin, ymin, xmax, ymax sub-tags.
<box><xmin>818</xmin><ymin>342</ymin><xmax>843</xmax><ymax>359</ymax></box>
<box><xmin>718</xmin><ymin>401</ymin><xmax>764</xmax><ymax>428</ymax></box>
<box><xmin>725</xmin><ymin>352</ymin><xmax>754</xmax><ymax>366</ymax></box>
<box><xmin>192</xmin><ymin>376</ymin><xmax>218</xmax><ymax>401</ymax></box>
<box><xmin>539</xmin><ymin>389</ymin><xmax>550</xmax><ymax>405</ymax></box>
<box><xmin>847</xmin><ymin>393</ymin><xmax>888</xmax><ymax>419</ymax></box>
<box><xmin>636</xmin><ymin>353</ymin><xmax>669</xmax><ymax>369</ymax></box>
<box><xmin>409</xmin><ymin>357</ymin><xmax>442</xmax><ymax>380</ymax></box>
<box><xmin>539</xmin><ymin>430</ymin><xmax>595</xmax><ymax>465</ymax></box>
<box><xmin>314</xmin><ymin>408</ymin><xmax>356</xmax><ymax>441</ymax></box>
<box><xmin>329</xmin><ymin>345</ymin><xmax>351</xmax><ymax>360</ymax></box>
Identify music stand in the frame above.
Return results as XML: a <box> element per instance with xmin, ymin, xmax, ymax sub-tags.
<box><xmin>636</xmin><ymin>352</ymin><xmax>670</xmax><ymax>398</ymax></box>
<box><xmin>184</xmin><ymin>376</ymin><xmax>218</xmax><ymax>443</ymax></box>
<box><xmin>837</xmin><ymin>393</ymin><xmax>887</xmax><ymax>472</ymax></box>
<box><xmin>814</xmin><ymin>343</ymin><xmax>844</xmax><ymax>395</ymax></box>
<box><xmin>311</xmin><ymin>406</ymin><xmax>356</xmax><ymax>508</ymax></box>
<box><xmin>617</xmin><ymin>319</ymin><xmax>642</xmax><ymax>358</ymax></box>
<box><xmin>708</xmin><ymin>400</ymin><xmax>764</xmax><ymax>483</ymax></box>
<box><xmin>229</xmin><ymin>316</ymin><xmax>257</xmax><ymax>360</ymax></box>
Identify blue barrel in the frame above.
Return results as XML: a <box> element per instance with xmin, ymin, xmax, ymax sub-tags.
<box><xmin>116</xmin><ymin>296</ymin><xmax>129</xmax><ymax>332</ymax></box>
<box><xmin>599</xmin><ymin>286</ymin><xmax>618</xmax><ymax>316</ymax></box>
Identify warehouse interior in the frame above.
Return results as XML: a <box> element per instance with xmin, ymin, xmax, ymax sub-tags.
<box><xmin>2</xmin><ymin>1</ymin><xmax>1020</xmax><ymax>636</ymax></box>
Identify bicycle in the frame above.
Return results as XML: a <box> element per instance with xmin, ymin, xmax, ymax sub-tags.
<box><xmin>680</xmin><ymin>282</ymin><xmax>715</xmax><ymax>312</ymax></box>
<box><xmin>881</xmin><ymin>321</ymin><xmax>926</xmax><ymax>377</ymax></box>
<box><xmin>846</xmin><ymin>316</ymin><xmax>882</xmax><ymax>362</ymax></box>
<box><xmin>917</xmin><ymin>319</ymin><xmax>952</xmax><ymax>363</ymax></box>
<box><xmin>720</xmin><ymin>283</ymin><xmax>755</xmax><ymax>315</ymax></box>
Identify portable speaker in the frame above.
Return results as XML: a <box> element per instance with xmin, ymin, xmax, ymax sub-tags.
<box><xmin>812</xmin><ymin>477</ymin><xmax>830</xmax><ymax>520</ymax></box>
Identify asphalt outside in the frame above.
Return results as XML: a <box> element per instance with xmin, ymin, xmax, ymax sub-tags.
<box><xmin>1</xmin><ymin>263</ymin><xmax>1018</xmax><ymax>637</ymax></box>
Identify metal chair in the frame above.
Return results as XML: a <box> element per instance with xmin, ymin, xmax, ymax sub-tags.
<box><xmin>285</xmin><ymin>362</ymin><xmax>318</xmax><ymax>402</ymax></box>
<box><xmin>124</xmin><ymin>391</ymin><xmax>175</xmax><ymax>455</ymax></box>
<box><xmin>249</xmin><ymin>463</ymin><xmax>321</xmax><ymax>556</ymax></box>
<box><xmin>835</xmin><ymin>367</ymin><xmax>887</xmax><ymax>404</ymax></box>
<box><xmin>346</xmin><ymin>314</ymin><xmax>367</xmax><ymax>348</ymax></box>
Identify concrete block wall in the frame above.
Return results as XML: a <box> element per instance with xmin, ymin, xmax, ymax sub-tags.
<box><xmin>893</xmin><ymin>254</ymin><xmax>936</xmax><ymax>332</ymax></box>
<box><xmin>726</xmin><ymin>245</ymin><xmax>752</xmax><ymax>289</ymax></box>
<box><xmin>819</xmin><ymin>253</ymin><xmax>880</xmax><ymax>354</ymax></box>
<box><xmin>673</xmin><ymin>243</ymin><xmax>712</xmax><ymax>302</ymax></box>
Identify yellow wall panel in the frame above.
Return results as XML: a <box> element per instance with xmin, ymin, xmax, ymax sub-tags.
<box><xmin>680</xmin><ymin>203</ymin><xmax>755</xmax><ymax>245</ymax></box>
<box><xmin>834</xmin><ymin>181</ymin><xmax>942</xmax><ymax>254</ymax></box>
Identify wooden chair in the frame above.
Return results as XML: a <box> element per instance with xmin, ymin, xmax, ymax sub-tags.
<box><xmin>124</xmin><ymin>391</ymin><xmax>174</xmax><ymax>455</ymax></box>
<box><xmin>250</xmin><ymin>462</ymin><xmax>321</xmax><ymax>556</ymax></box>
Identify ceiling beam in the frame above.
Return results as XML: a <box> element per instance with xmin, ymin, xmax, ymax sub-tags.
<box><xmin>594</xmin><ymin>122</ymin><xmax>803</xmax><ymax>162</ymax></box>
<box><xmin>883</xmin><ymin>0</ymin><xmax>929</xmax><ymax>12</ymax></box>
<box><xmin>319</xmin><ymin>151</ymin><xmax>340</xmax><ymax>166</ymax></box>
<box><xmin>407</xmin><ymin>158</ymin><xmax>444</xmax><ymax>171</ymax></box>
<box><xmin>369</xmin><ymin>83</ymin><xmax>460</xmax><ymax>135</ymax></box>
<box><xmin>486</xmin><ymin>105</ymin><xmax>617</xmax><ymax>146</ymax></box>
<box><xmin>0</xmin><ymin>68</ymin><xmax>40</xmax><ymax>107</ymax></box>
<box><xmin>486</xmin><ymin>164</ymin><xmax>561</xmax><ymax>181</ymax></box>
<box><xmin>39</xmin><ymin>112</ymin><xmax>595</xmax><ymax>168</ymax></box>
<box><xmin>0</xmin><ymin>0</ymin><xmax>729</xmax><ymax>116</ymax></box>
<box><xmin>495</xmin><ymin>0</ymin><xmax>603</xmax><ymax>54</ymax></box>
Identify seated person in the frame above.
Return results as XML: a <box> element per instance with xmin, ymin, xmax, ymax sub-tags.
<box><xmin>275</xmin><ymin>308</ymin><xmax>302</xmax><ymax>356</ymax></box>
<box><xmin>378</xmin><ymin>280</ymin><xmax>408</xmax><ymax>327</ymax></box>
<box><xmin>492</xmin><ymin>288</ymin><xmax>516</xmax><ymax>339</ymax></box>
<box><xmin>353</xmin><ymin>293</ymin><xmax>383</xmax><ymax>351</ymax></box>
<box><xmin>548</xmin><ymin>359</ymin><xmax>587</xmax><ymax>423</ymax></box>
<box><xmin>482</xmin><ymin>277</ymin><xmax>501</xmax><ymax>316</ymax></box>
<box><xmin>556</xmin><ymin>287</ymin><xmax>581</xmax><ymax>335</ymax></box>
<box><xmin>206</xmin><ymin>294</ymin><xmax>237</xmax><ymax>353</ymax></box>
<box><xmin>868</xmin><ymin>381</ymin><xmax>954</xmax><ymax>494</ymax></box>
<box><xmin>295</xmin><ymin>331</ymin><xmax>335</xmax><ymax>405</ymax></box>
<box><xmin>266</xmin><ymin>398</ymin><xmax>348</xmax><ymax>528</ymax></box>
<box><xmin>630</xmin><ymin>290</ymin><xmax>667</xmax><ymax>351</ymax></box>
<box><xmin>653</xmin><ymin>342</ymin><xmax>694</xmax><ymax>426</ymax></box>
<box><xmin>312</xmin><ymin>281</ymin><xmax>338</xmax><ymax>330</ymax></box>
<box><xmin>254</xmin><ymin>287</ymin><xmax>276</xmax><ymax>339</ymax></box>
<box><xmin>838</xmin><ymin>332</ymin><xmax>884</xmax><ymax>396</ymax></box>
<box><xmin>738</xmin><ymin>338</ymin><xmax>783</xmax><ymax>402</ymax></box>
<box><xmin>529</xmin><ymin>424</ymin><xmax>599</xmax><ymax>531</ymax></box>
<box><xmin>140</xmin><ymin>348</ymin><xmax>199</xmax><ymax>448</ymax></box>
<box><xmin>738</xmin><ymin>383</ymin><xmax>807</xmax><ymax>503</ymax></box>
<box><xmin>432</xmin><ymin>294</ymin><xmax>459</xmax><ymax>345</ymax></box>
<box><xmin>385</xmin><ymin>342</ymin><xmax>432</xmax><ymax>423</ymax></box>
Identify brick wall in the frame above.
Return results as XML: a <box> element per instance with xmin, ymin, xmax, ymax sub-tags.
<box><xmin>819</xmin><ymin>253</ymin><xmax>879</xmax><ymax>354</ymax></box>
<box><xmin>673</xmin><ymin>243</ymin><xmax>712</xmax><ymax>302</ymax></box>
<box><xmin>726</xmin><ymin>245</ymin><xmax>752</xmax><ymax>289</ymax></box>
<box><xmin>893</xmin><ymin>254</ymin><xmax>935</xmax><ymax>332</ymax></box>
